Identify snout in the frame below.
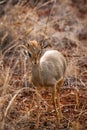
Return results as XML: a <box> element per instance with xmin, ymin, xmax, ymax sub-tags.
<box><xmin>34</xmin><ymin>59</ymin><xmax>37</xmax><ymax>64</ymax></box>
<box><xmin>33</xmin><ymin>58</ymin><xmax>39</xmax><ymax>65</ymax></box>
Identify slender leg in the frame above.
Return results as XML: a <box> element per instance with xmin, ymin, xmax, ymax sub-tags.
<box><xmin>52</xmin><ymin>85</ymin><xmax>60</xmax><ymax>125</ymax></box>
<box><xmin>36</xmin><ymin>107</ymin><xmax>40</xmax><ymax>129</ymax></box>
<box><xmin>57</xmin><ymin>86</ymin><xmax>62</xmax><ymax>120</ymax></box>
<box><xmin>56</xmin><ymin>78</ymin><xmax>64</xmax><ymax>122</ymax></box>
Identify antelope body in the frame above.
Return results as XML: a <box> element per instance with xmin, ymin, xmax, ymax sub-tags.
<box><xmin>24</xmin><ymin>40</ymin><xmax>67</xmax><ymax>124</ymax></box>
<box><xmin>31</xmin><ymin>50</ymin><xmax>66</xmax><ymax>87</ymax></box>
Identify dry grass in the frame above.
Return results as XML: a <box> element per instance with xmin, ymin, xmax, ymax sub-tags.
<box><xmin>0</xmin><ymin>0</ymin><xmax>87</xmax><ymax>130</ymax></box>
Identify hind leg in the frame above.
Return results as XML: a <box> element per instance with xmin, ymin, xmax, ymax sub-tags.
<box><xmin>52</xmin><ymin>84</ymin><xmax>60</xmax><ymax>124</ymax></box>
<box><xmin>56</xmin><ymin>77</ymin><xmax>64</xmax><ymax>122</ymax></box>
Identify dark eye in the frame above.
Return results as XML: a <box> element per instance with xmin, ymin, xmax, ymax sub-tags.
<box><xmin>28</xmin><ymin>52</ymin><xmax>32</xmax><ymax>58</ymax></box>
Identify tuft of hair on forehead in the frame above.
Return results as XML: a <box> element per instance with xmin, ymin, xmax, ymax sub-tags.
<box><xmin>28</xmin><ymin>40</ymin><xmax>41</xmax><ymax>54</ymax></box>
<box><xmin>29</xmin><ymin>40</ymin><xmax>40</xmax><ymax>48</ymax></box>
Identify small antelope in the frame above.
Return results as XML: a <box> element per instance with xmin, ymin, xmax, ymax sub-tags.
<box><xmin>23</xmin><ymin>40</ymin><xmax>67</xmax><ymax>124</ymax></box>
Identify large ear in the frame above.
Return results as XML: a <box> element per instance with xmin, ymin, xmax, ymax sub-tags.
<box><xmin>39</xmin><ymin>39</ymin><xmax>52</xmax><ymax>50</ymax></box>
<box><xmin>17</xmin><ymin>44</ymin><xmax>29</xmax><ymax>51</ymax></box>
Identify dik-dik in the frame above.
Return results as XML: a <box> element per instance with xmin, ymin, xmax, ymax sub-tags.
<box><xmin>23</xmin><ymin>40</ymin><xmax>67</xmax><ymax>123</ymax></box>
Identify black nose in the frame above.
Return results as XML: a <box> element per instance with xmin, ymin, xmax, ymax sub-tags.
<box><xmin>34</xmin><ymin>60</ymin><xmax>37</xmax><ymax>64</ymax></box>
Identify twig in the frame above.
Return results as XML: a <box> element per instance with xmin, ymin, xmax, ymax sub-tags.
<box><xmin>37</xmin><ymin>0</ymin><xmax>55</xmax><ymax>9</ymax></box>
<box><xmin>2</xmin><ymin>87</ymin><xmax>48</xmax><ymax>130</ymax></box>
<box><xmin>0</xmin><ymin>0</ymin><xmax>6</xmax><ymax>5</ymax></box>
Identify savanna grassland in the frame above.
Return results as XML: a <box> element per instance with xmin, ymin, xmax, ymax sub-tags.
<box><xmin>0</xmin><ymin>0</ymin><xmax>87</xmax><ymax>130</ymax></box>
